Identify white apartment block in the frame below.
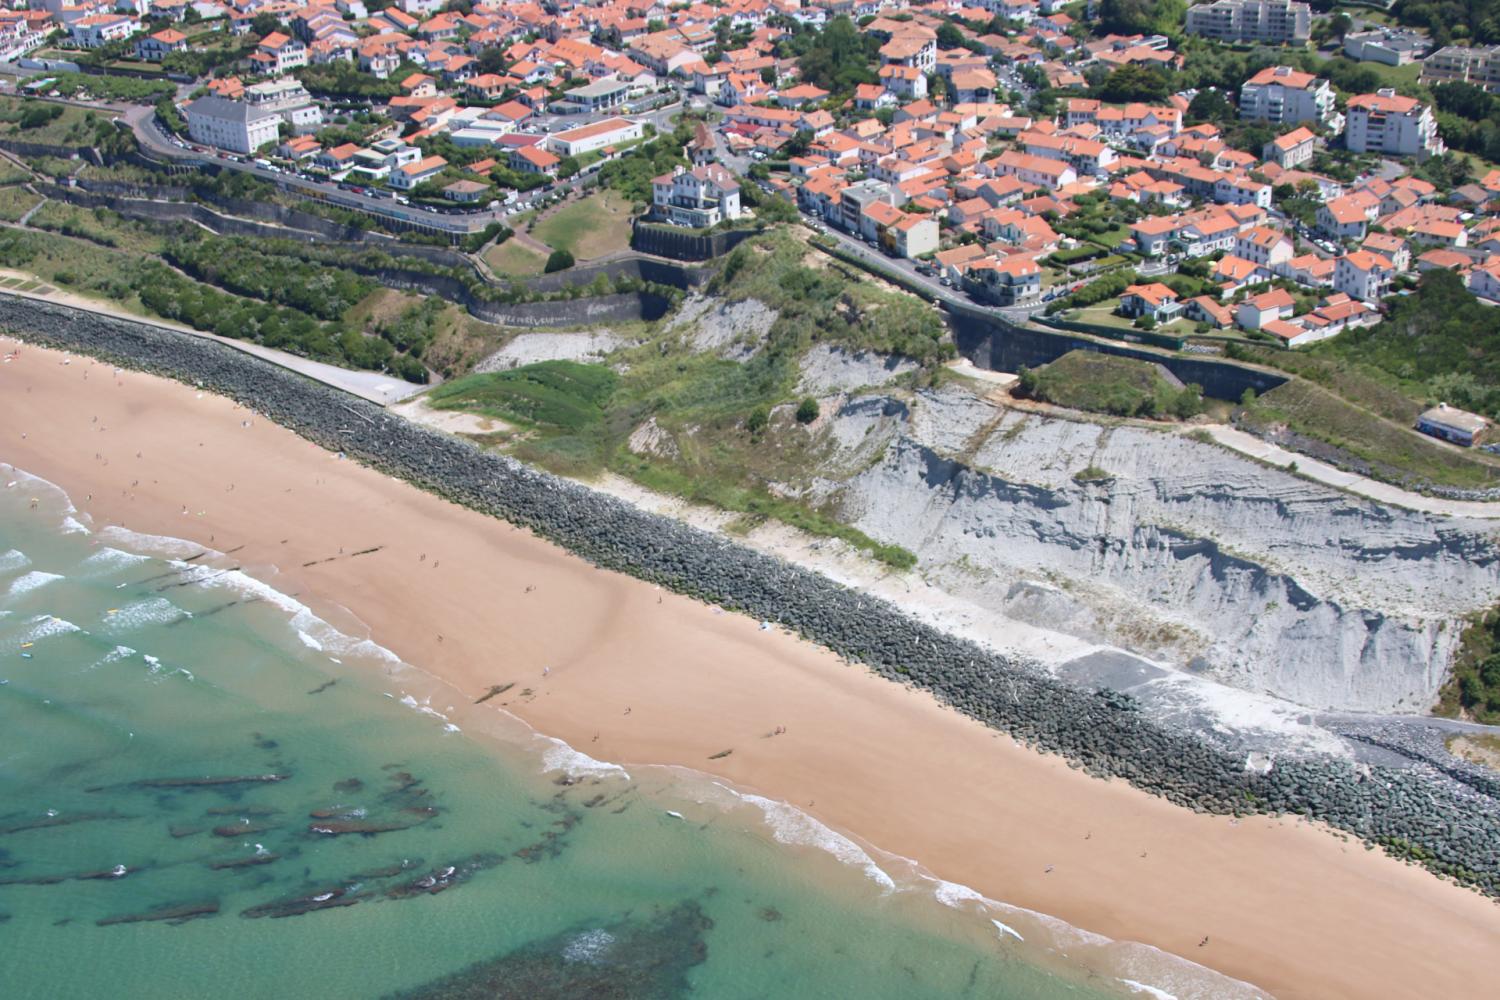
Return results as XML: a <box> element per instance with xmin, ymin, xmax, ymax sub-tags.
<box><xmin>243</xmin><ymin>77</ymin><xmax>324</xmax><ymax>135</ymax></box>
<box><xmin>184</xmin><ymin>95</ymin><xmax>281</xmax><ymax>154</ymax></box>
<box><xmin>1345</xmin><ymin>90</ymin><xmax>1443</xmax><ymax>158</ymax></box>
<box><xmin>1238</xmin><ymin>66</ymin><xmax>1339</xmax><ymax>130</ymax></box>
<box><xmin>1185</xmin><ymin>0</ymin><xmax>1310</xmax><ymax>45</ymax></box>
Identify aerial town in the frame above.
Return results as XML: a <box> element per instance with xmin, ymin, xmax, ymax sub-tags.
<box><xmin>5</xmin><ymin>2</ymin><xmax>1500</xmax><ymax>996</ymax></box>
<box><xmin>0</xmin><ymin>0</ymin><xmax>1497</xmax><ymax>431</ymax></box>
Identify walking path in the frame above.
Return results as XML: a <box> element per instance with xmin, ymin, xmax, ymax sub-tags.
<box><xmin>1194</xmin><ymin>424</ymin><xmax>1500</xmax><ymax>519</ymax></box>
<box><xmin>0</xmin><ymin>277</ymin><xmax>423</xmax><ymax>406</ymax></box>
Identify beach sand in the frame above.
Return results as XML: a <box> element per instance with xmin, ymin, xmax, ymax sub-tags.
<box><xmin>4</xmin><ymin>339</ymin><xmax>1498</xmax><ymax>999</ymax></box>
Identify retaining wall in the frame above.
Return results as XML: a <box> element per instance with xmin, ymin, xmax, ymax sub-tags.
<box><xmin>2</xmin><ymin>291</ymin><xmax>1495</xmax><ymax>898</ymax></box>
<box><xmin>630</xmin><ymin>220</ymin><xmax>758</xmax><ymax>261</ymax></box>
<box><xmin>948</xmin><ymin>303</ymin><xmax>1289</xmax><ymax>402</ymax></box>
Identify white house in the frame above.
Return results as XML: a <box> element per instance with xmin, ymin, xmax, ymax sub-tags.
<box><xmin>1235</xmin><ymin>287</ymin><xmax>1295</xmax><ymax>329</ymax></box>
<box><xmin>70</xmin><ymin>14</ymin><xmax>138</xmax><ymax>49</ymax></box>
<box><xmin>1333</xmin><ymin>250</ymin><xmax>1396</xmax><ymax>303</ymax></box>
<box><xmin>1235</xmin><ymin>226</ymin><xmax>1295</xmax><ymax>270</ymax></box>
<box><xmin>389</xmin><ymin>154</ymin><xmax>448</xmax><ymax>190</ymax></box>
<box><xmin>650</xmin><ymin>163</ymin><xmax>742</xmax><ymax>229</ymax></box>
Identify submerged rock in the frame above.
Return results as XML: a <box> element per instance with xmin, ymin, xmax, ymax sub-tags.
<box><xmin>384</xmin><ymin>901</ymin><xmax>713</xmax><ymax>999</ymax></box>
<box><xmin>97</xmin><ymin>900</ymin><xmax>219</xmax><ymax>927</ymax></box>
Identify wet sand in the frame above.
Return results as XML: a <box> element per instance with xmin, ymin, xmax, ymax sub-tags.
<box><xmin>4</xmin><ymin>339</ymin><xmax>1498</xmax><ymax>999</ymax></box>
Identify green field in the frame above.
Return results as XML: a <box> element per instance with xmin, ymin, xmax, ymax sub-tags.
<box><xmin>483</xmin><ymin>238</ymin><xmax>548</xmax><ymax>277</ymax></box>
<box><xmin>532</xmin><ymin>189</ymin><xmax>635</xmax><ymax>260</ymax></box>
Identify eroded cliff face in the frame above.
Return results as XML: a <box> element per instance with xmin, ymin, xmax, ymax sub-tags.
<box><xmin>824</xmin><ymin>389</ymin><xmax>1500</xmax><ymax>714</ymax></box>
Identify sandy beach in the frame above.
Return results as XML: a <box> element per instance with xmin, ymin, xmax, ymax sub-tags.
<box><xmin>5</xmin><ymin>338</ymin><xmax>1499</xmax><ymax>999</ymax></box>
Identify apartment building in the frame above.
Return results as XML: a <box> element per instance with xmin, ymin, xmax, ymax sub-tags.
<box><xmin>1185</xmin><ymin>0</ymin><xmax>1310</xmax><ymax>45</ymax></box>
<box><xmin>184</xmin><ymin>95</ymin><xmax>281</xmax><ymax>154</ymax></box>
<box><xmin>243</xmin><ymin>77</ymin><xmax>323</xmax><ymax>135</ymax></box>
<box><xmin>1345</xmin><ymin>90</ymin><xmax>1443</xmax><ymax>158</ymax></box>
<box><xmin>1333</xmin><ymin>250</ymin><xmax>1396</xmax><ymax>304</ymax></box>
<box><xmin>1238</xmin><ymin>66</ymin><xmax>1339</xmax><ymax>130</ymax></box>
<box><xmin>1420</xmin><ymin>45</ymin><xmax>1500</xmax><ymax>94</ymax></box>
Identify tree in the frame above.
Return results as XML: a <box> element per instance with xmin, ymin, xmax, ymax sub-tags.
<box><xmin>755</xmin><ymin>194</ymin><xmax>800</xmax><ymax>225</ymax></box>
<box><xmin>796</xmin><ymin>397</ymin><xmax>820</xmax><ymax>423</ymax></box>
<box><xmin>747</xmin><ymin>405</ymin><xmax>770</xmax><ymax>434</ymax></box>
<box><xmin>544</xmin><ymin>249</ymin><xmax>575</xmax><ymax>273</ymax></box>
<box><xmin>557</xmin><ymin>155</ymin><xmax>581</xmax><ymax>179</ymax></box>
<box><xmin>1097</xmin><ymin>0</ymin><xmax>1187</xmax><ymax>36</ymax></box>
<box><xmin>790</xmin><ymin>15</ymin><xmax>877</xmax><ymax>93</ymax></box>
<box><xmin>251</xmin><ymin>12</ymin><xmax>280</xmax><ymax>37</ymax></box>
<box><xmin>1186</xmin><ymin>87</ymin><xmax>1233</xmax><ymax>126</ymax></box>
<box><xmin>1094</xmin><ymin>65</ymin><xmax>1174</xmax><ymax>103</ymax></box>
<box><xmin>936</xmin><ymin>22</ymin><xmax>966</xmax><ymax>49</ymax></box>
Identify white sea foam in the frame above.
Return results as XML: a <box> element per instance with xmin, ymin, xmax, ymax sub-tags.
<box><xmin>297</xmin><ymin>631</ymin><xmax>324</xmax><ymax>651</ymax></box>
<box><xmin>11</xmin><ymin>614</ymin><xmax>82</xmax><ymax>647</ymax></box>
<box><xmin>991</xmin><ymin>919</ymin><xmax>1024</xmax><ymax>942</ymax></box>
<box><xmin>562</xmin><ymin>929</ymin><xmax>615</xmax><ymax>964</ymax></box>
<box><xmin>86</xmin><ymin>645</ymin><xmax>138</xmax><ymax>671</ymax></box>
<box><xmin>537</xmin><ymin>736</ymin><xmax>631</xmax><ymax>782</ymax></box>
<box><xmin>1119</xmin><ymin>981</ymin><xmax>1177</xmax><ymax>1000</ymax></box>
<box><xmin>103</xmin><ymin>598</ymin><xmax>187</xmax><ymax>631</ymax></box>
<box><xmin>715</xmin><ymin>784</ymin><xmax>896</xmax><ymax>891</ymax></box>
<box><xmin>78</xmin><ymin>547</ymin><xmax>150</xmax><ymax>575</ymax></box>
<box><xmin>932</xmin><ymin>878</ymin><xmax>986</xmax><ymax>910</ymax></box>
<box><xmin>0</xmin><ymin>549</ymin><xmax>29</xmax><ymax>573</ymax></box>
<box><xmin>5</xmin><ymin>571</ymin><xmax>63</xmax><ymax>600</ymax></box>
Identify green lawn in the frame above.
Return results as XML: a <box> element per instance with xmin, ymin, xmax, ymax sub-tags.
<box><xmin>532</xmin><ymin>189</ymin><xmax>635</xmax><ymax>260</ymax></box>
<box><xmin>428</xmin><ymin>360</ymin><xmax>620</xmax><ymax>432</ymax></box>
<box><xmin>1023</xmin><ymin>350</ymin><xmax>1205</xmax><ymax>420</ymax></box>
<box><xmin>483</xmin><ymin>238</ymin><xmax>548</xmax><ymax>277</ymax></box>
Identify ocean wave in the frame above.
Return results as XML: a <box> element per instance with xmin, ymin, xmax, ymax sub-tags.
<box><xmin>0</xmin><ymin>548</ymin><xmax>29</xmax><ymax>573</ymax></box>
<box><xmin>5</xmin><ymin>570</ymin><xmax>63</xmax><ymax>600</ymax></box>
<box><xmin>86</xmin><ymin>644</ymin><xmax>138</xmax><ymax>671</ymax></box>
<box><xmin>102</xmin><ymin>597</ymin><xmax>188</xmax><ymax>631</ymax></box>
<box><xmin>1119</xmin><ymin>981</ymin><xmax>1177</xmax><ymax>1000</ymax></box>
<box><xmin>8</xmin><ymin>613</ymin><xmax>83</xmax><ymax>648</ymax></box>
<box><xmin>536</xmin><ymin>736</ymin><xmax>631</xmax><ymax>782</ymax></box>
<box><xmin>704</xmin><ymin>782</ymin><xmax>896</xmax><ymax>891</ymax></box>
<box><xmin>77</xmin><ymin>547</ymin><xmax>151</xmax><ymax>576</ymax></box>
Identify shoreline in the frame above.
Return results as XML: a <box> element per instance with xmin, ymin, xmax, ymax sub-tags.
<box><xmin>5</xmin><ymin>338</ymin><xmax>1500</xmax><ymax>998</ymax></box>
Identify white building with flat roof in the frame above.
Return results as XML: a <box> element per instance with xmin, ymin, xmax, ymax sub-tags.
<box><xmin>547</xmin><ymin>117</ymin><xmax>642</xmax><ymax>157</ymax></box>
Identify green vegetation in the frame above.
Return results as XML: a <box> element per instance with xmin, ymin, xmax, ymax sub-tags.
<box><xmin>796</xmin><ymin>397</ymin><xmax>820</xmax><ymax>424</ymax></box>
<box><xmin>430</xmin><ymin>360</ymin><xmax>619</xmax><ymax>431</ymax></box>
<box><xmin>544</xmin><ymin>248</ymin><xmax>575</xmax><ymax>272</ymax></box>
<box><xmin>1237</xmin><ymin>379</ymin><xmax>1500</xmax><ymax>490</ymax></box>
<box><xmin>1047</xmin><ymin>268</ymin><xmax>1139</xmax><ymax>315</ymax></box>
<box><xmin>780</xmin><ymin>15</ymin><xmax>879</xmax><ymax>95</ymax></box>
<box><xmin>1096</xmin><ymin>0</ymin><xmax>1187</xmax><ymax>37</ymax></box>
<box><xmin>44</xmin><ymin>73</ymin><xmax>174</xmax><ymax>103</ymax></box>
<box><xmin>164</xmin><ymin>235</ymin><xmax>374</xmax><ymax>321</ymax></box>
<box><xmin>1388</xmin><ymin>0</ymin><xmax>1500</xmax><ymax>46</ymax></box>
<box><xmin>712</xmin><ymin>231</ymin><xmax>951</xmax><ymax>363</ymax></box>
<box><xmin>1437</xmin><ymin>612</ymin><xmax>1500</xmax><ymax>723</ymax></box>
<box><xmin>1311</xmin><ymin>271</ymin><xmax>1500</xmax><ymax>421</ymax></box>
<box><xmin>1017</xmin><ymin>351</ymin><xmax>1205</xmax><ymax>420</ymax></box>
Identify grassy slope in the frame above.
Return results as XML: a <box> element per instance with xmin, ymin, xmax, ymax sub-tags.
<box><xmin>531</xmin><ymin>190</ymin><xmax>634</xmax><ymax>260</ymax></box>
<box><xmin>483</xmin><ymin>239</ymin><xmax>548</xmax><ymax>278</ymax></box>
<box><xmin>1026</xmin><ymin>350</ymin><xmax>1201</xmax><ymax>419</ymax></box>
<box><xmin>422</xmin><ymin>233</ymin><xmax>939</xmax><ymax>568</ymax></box>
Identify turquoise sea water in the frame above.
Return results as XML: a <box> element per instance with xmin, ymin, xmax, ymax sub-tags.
<box><xmin>0</xmin><ymin>464</ymin><xmax>1260</xmax><ymax>1000</ymax></box>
